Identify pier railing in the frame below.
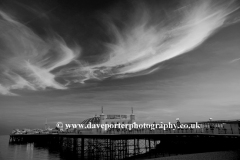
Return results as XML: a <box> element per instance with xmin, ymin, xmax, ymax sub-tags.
<box><xmin>73</xmin><ymin>127</ymin><xmax>240</xmax><ymax>135</ymax></box>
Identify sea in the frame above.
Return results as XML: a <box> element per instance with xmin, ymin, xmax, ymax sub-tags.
<box><xmin>0</xmin><ymin>135</ymin><xmax>62</xmax><ymax>160</ymax></box>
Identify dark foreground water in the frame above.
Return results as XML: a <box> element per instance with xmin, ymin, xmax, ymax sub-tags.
<box><xmin>0</xmin><ymin>135</ymin><xmax>62</xmax><ymax>160</ymax></box>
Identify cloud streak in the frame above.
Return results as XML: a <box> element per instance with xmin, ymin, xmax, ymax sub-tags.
<box><xmin>0</xmin><ymin>10</ymin><xmax>80</xmax><ymax>95</ymax></box>
<box><xmin>0</xmin><ymin>84</ymin><xmax>17</xmax><ymax>96</ymax></box>
<box><xmin>59</xmin><ymin>0</ymin><xmax>239</xmax><ymax>82</ymax></box>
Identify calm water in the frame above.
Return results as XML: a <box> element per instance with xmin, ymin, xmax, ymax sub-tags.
<box><xmin>0</xmin><ymin>135</ymin><xmax>63</xmax><ymax>160</ymax></box>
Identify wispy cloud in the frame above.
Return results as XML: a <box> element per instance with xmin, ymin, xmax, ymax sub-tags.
<box><xmin>0</xmin><ymin>10</ymin><xmax>80</xmax><ymax>95</ymax></box>
<box><xmin>0</xmin><ymin>84</ymin><xmax>17</xmax><ymax>96</ymax></box>
<box><xmin>62</xmin><ymin>0</ymin><xmax>239</xmax><ymax>81</ymax></box>
<box><xmin>0</xmin><ymin>0</ymin><xmax>239</xmax><ymax>95</ymax></box>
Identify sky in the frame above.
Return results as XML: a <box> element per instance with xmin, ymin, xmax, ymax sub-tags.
<box><xmin>0</xmin><ymin>0</ymin><xmax>240</xmax><ymax>134</ymax></box>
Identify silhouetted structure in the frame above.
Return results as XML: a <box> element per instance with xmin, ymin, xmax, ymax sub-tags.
<box><xmin>9</xmin><ymin>119</ymin><xmax>240</xmax><ymax>160</ymax></box>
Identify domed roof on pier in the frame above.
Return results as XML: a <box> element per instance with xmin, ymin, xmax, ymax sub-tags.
<box><xmin>80</xmin><ymin>116</ymin><xmax>100</xmax><ymax>125</ymax></box>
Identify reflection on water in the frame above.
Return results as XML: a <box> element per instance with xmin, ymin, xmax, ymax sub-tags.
<box><xmin>0</xmin><ymin>135</ymin><xmax>62</xmax><ymax>160</ymax></box>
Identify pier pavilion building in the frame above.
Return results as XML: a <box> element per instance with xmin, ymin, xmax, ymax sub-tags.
<box><xmin>76</xmin><ymin>107</ymin><xmax>135</xmax><ymax>133</ymax></box>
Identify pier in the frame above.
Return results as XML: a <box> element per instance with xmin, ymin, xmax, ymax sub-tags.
<box><xmin>9</xmin><ymin>120</ymin><xmax>240</xmax><ymax>160</ymax></box>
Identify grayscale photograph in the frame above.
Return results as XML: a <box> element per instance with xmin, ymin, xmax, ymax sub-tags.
<box><xmin>0</xmin><ymin>0</ymin><xmax>240</xmax><ymax>159</ymax></box>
